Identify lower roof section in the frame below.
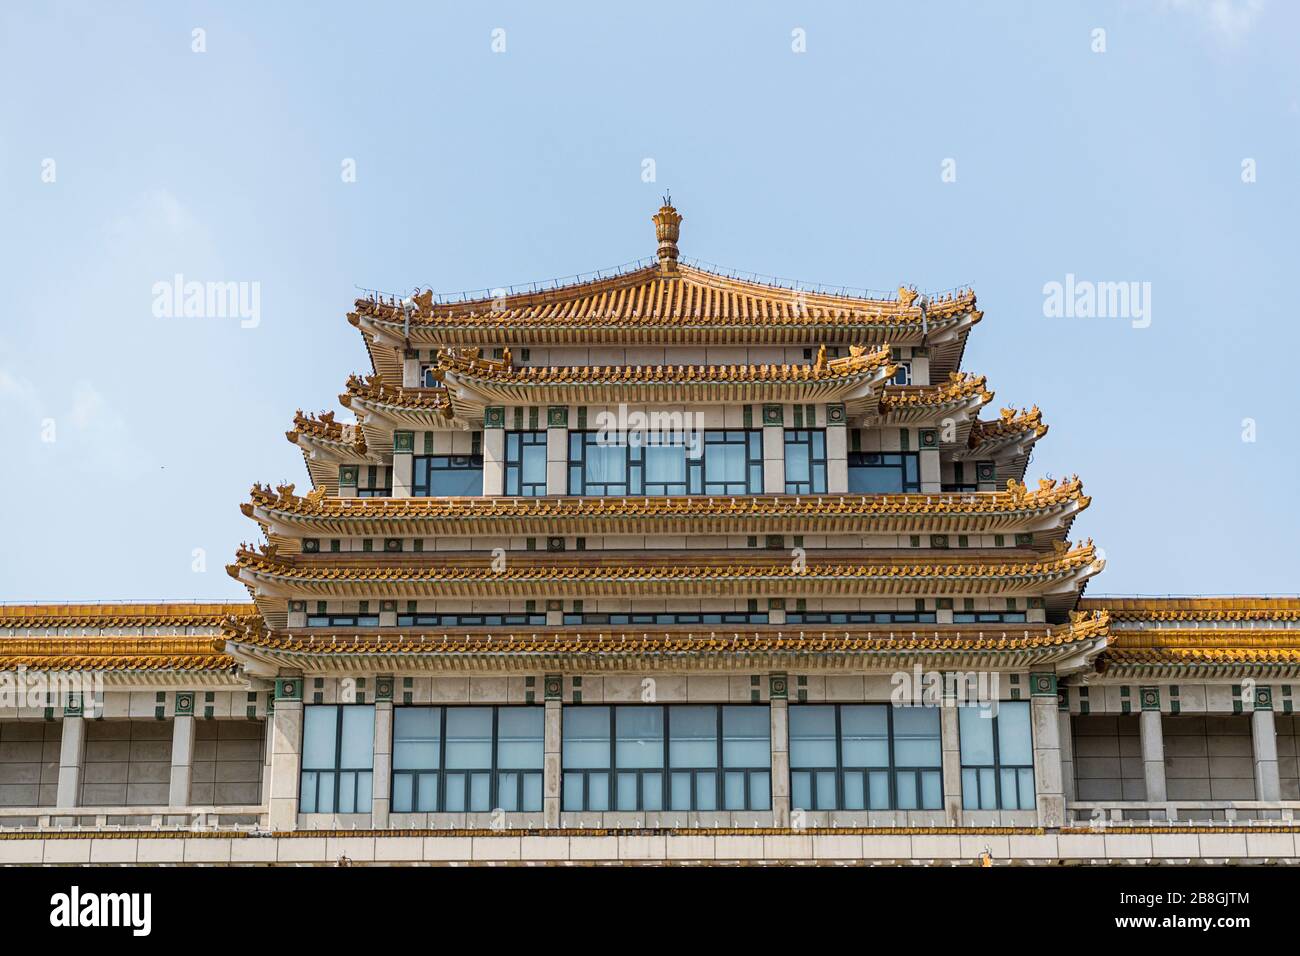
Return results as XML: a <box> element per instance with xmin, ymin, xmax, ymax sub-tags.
<box><xmin>1</xmin><ymin>597</ymin><xmax>1298</xmax><ymax>678</ymax></box>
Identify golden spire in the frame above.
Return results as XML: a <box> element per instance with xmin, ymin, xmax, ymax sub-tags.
<box><xmin>652</xmin><ymin>193</ymin><xmax>683</xmax><ymax>275</ymax></box>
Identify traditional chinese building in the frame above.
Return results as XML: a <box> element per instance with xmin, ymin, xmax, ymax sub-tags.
<box><xmin>1</xmin><ymin>203</ymin><xmax>1297</xmax><ymax>865</ymax></box>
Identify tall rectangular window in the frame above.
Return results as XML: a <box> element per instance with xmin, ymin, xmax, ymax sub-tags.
<box><xmin>357</xmin><ymin>465</ymin><xmax>392</xmax><ymax>498</ymax></box>
<box><xmin>942</xmin><ymin>462</ymin><xmax>978</xmax><ymax>493</ymax></box>
<box><xmin>959</xmin><ymin>701</ymin><xmax>1035</xmax><ymax>810</ymax></box>
<box><xmin>391</xmin><ymin>706</ymin><xmax>544</xmax><ymax>813</ymax></box>
<box><xmin>847</xmin><ymin>452</ymin><xmax>920</xmax><ymax>494</ymax></box>
<box><xmin>562</xmin><ymin>705</ymin><xmax>770</xmax><ymax>812</ymax></box>
<box><xmin>784</xmin><ymin>429</ymin><xmax>827</xmax><ymax>494</ymax></box>
<box><xmin>504</xmin><ymin>431</ymin><xmax>547</xmax><ymax>496</ymax></box>
<box><xmin>567</xmin><ymin>431</ymin><xmax>762</xmax><ymax>496</ymax></box>
<box><xmin>300</xmin><ymin>705</ymin><xmax>374</xmax><ymax>813</ymax></box>
<box><xmin>789</xmin><ymin>704</ymin><xmax>942</xmax><ymax>811</ymax></box>
<box><xmin>412</xmin><ymin>454</ymin><xmax>484</xmax><ymax>496</ymax></box>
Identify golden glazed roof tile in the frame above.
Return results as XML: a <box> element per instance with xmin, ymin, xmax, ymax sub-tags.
<box><xmin>246</xmin><ymin>475</ymin><xmax>1088</xmax><ymax>521</ymax></box>
<box><xmin>0</xmin><ymin>603</ymin><xmax>256</xmax><ymax>630</ymax></box>
<box><xmin>1080</xmin><ymin>597</ymin><xmax>1300</xmax><ymax>623</ymax></box>
<box><xmin>353</xmin><ymin>265</ymin><xmax>978</xmax><ymax>330</ymax></box>
<box><xmin>340</xmin><ymin>375</ymin><xmax>454</xmax><ymax>415</ymax></box>
<box><xmin>970</xmin><ymin>406</ymin><xmax>1048</xmax><ymax>446</ymax></box>
<box><xmin>286</xmin><ymin>409</ymin><xmax>367</xmax><ymax>455</ymax></box>
<box><xmin>879</xmin><ymin>372</ymin><xmax>993</xmax><ymax>411</ymax></box>
<box><xmin>222</xmin><ymin>609</ymin><xmax>1109</xmax><ymax>657</ymax></box>
<box><xmin>1101</xmin><ymin>630</ymin><xmax>1300</xmax><ymax>667</ymax></box>
<box><xmin>227</xmin><ymin>541</ymin><xmax>1102</xmax><ymax>586</ymax></box>
<box><xmin>0</xmin><ymin>636</ymin><xmax>236</xmax><ymax>672</ymax></box>
<box><xmin>431</xmin><ymin>343</ymin><xmax>894</xmax><ymax>385</ymax></box>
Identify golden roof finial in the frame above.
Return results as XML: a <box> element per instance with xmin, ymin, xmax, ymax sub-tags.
<box><xmin>652</xmin><ymin>192</ymin><xmax>683</xmax><ymax>275</ymax></box>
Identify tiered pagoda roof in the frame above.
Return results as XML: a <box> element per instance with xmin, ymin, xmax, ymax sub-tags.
<box><xmin>242</xmin><ymin>475</ymin><xmax>1090</xmax><ymax>541</ymax></box>
<box><xmin>0</xmin><ymin>603</ymin><xmax>251</xmax><ymax>679</ymax></box>
<box><xmin>12</xmin><ymin>201</ymin><xmax>1283</xmax><ymax>685</ymax></box>
<box><xmin>1078</xmin><ymin>596</ymin><xmax>1300</xmax><ymax>677</ymax></box>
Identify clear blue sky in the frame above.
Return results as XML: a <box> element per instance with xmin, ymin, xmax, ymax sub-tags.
<box><xmin>1</xmin><ymin>1</ymin><xmax>1296</xmax><ymax>601</ymax></box>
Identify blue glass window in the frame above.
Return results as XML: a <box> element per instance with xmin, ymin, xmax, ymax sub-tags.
<box><xmin>784</xmin><ymin>429</ymin><xmax>827</xmax><ymax>494</ymax></box>
<box><xmin>789</xmin><ymin>704</ymin><xmax>942</xmax><ymax>811</ymax></box>
<box><xmin>567</xmin><ymin>431</ymin><xmax>762</xmax><ymax>496</ymax></box>
<box><xmin>562</xmin><ymin>705</ymin><xmax>770</xmax><ymax>812</ymax></box>
<box><xmin>847</xmin><ymin>452</ymin><xmax>920</xmax><ymax>494</ymax></box>
<box><xmin>504</xmin><ymin>431</ymin><xmax>547</xmax><ymax>496</ymax></box>
<box><xmin>413</xmin><ymin>455</ymin><xmax>483</xmax><ymax>496</ymax></box>
<box><xmin>959</xmin><ymin>701</ymin><xmax>1035</xmax><ymax>810</ymax></box>
<box><xmin>391</xmin><ymin>706</ymin><xmax>543</xmax><ymax>813</ymax></box>
<box><xmin>300</xmin><ymin>705</ymin><xmax>374</xmax><ymax>813</ymax></box>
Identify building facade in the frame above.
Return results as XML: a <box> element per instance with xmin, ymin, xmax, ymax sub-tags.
<box><xmin>1</xmin><ymin>204</ymin><xmax>1297</xmax><ymax>865</ymax></box>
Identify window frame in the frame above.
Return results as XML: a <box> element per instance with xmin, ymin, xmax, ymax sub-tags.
<box><xmin>390</xmin><ymin>705</ymin><xmax>545</xmax><ymax>814</ymax></box>
<box><xmin>846</xmin><ymin>451</ymin><xmax>921</xmax><ymax>494</ymax></box>
<box><xmin>561</xmin><ymin>704</ymin><xmax>772</xmax><ymax>813</ymax></box>
<box><xmin>783</xmin><ymin>428</ymin><xmax>828</xmax><ymax>495</ymax></box>
<box><xmin>941</xmin><ymin>461</ymin><xmax>978</xmax><ymax>494</ymax></box>
<box><xmin>958</xmin><ymin>701</ymin><xmax>1036</xmax><ymax>811</ymax></box>
<box><xmin>356</xmin><ymin>465</ymin><xmax>392</xmax><ymax>498</ymax></box>
<box><xmin>504</xmin><ymin>430</ymin><xmax>548</xmax><ymax>497</ymax></box>
<box><xmin>412</xmin><ymin>453</ymin><xmax>485</xmax><ymax>497</ymax></box>
<box><xmin>788</xmin><ymin>703</ymin><xmax>944</xmax><ymax>812</ymax></box>
<box><xmin>786</xmin><ymin>610</ymin><xmax>936</xmax><ymax>625</ymax></box>
<box><xmin>566</xmin><ymin>429</ymin><xmax>763</xmax><ymax>497</ymax></box>
<box><xmin>300</xmin><ymin>703</ymin><xmax>375</xmax><ymax>814</ymax></box>
<box><xmin>394</xmin><ymin>612</ymin><xmax>547</xmax><ymax>628</ymax></box>
<box><xmin>562</xmin><ymin>611</ymin><xmax>770</xmax><ymax>626</ymax></box>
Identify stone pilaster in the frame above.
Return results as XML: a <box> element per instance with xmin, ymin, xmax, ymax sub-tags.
<box><xmin>56</xmin><ymin>699</ymin><xmax>85</xmax><ymax>810</ymax></box>
<box><xmin>825</xmin><ymin>403</ymin><xmax>848</xmax><ymax>493</ymax></box>
<box><xmin>371</xmin><ymin>676</ymin><xmax>394</xmax><ymax>828</ymax></box>
<box><xmin>482</xmin><ymin>417</ymin><xmax>505</xmax><ymax>495</ymax></box>
<box><xmin>768</xmin><ymin>673</ymin><xmax>789</xmax><ymax>827</ymax></box>
<box><xmin>1029</xmin><ymin>673</ymin><xmax>1065</xmax><ymax>827</ymax></box>
<box><xmin>1251</xmin><ymin>686</ymin><xmax>1280</xmax><ymax>801</ymax></box>
<box><xmin>546</xmin><ymin>406</ymin><xmax>568</xmax><ymax>496</ymax></box>
<box><xmin>268</xmin><ymin>677</ymin><xmax>304</xmax><ymax>830</ymax></box>
<box><xmin>169</xmin><ymin>693</ymin><xmax>197</xmax><ymax>808</ymax></box>
<box><xmin>940</xmin><ymin>679</ymin><xmax>963</xmax><ymax>825</ymax></box>
<box><xmin>391</xmin><ymin>431</ymin><xmax>414</xmax><ymax>497</ymax></box>
<box><xmin>1138</xmin><ymin>686</ymin><xmax>1167</xmax><ymax>803</ymax></box>
<box><xmin>543</xmin><ymin>675</ymin><xmax>563</xmax><ymax>827</ymax></box>
<box><xmin>1057</xmin><ymin>693</ymin><xmax>1075</xmax><ymax>805</ymax></box>
<box><xmin>918</xmin><ymin>427</ymin><xmax>941</xmax><ymax>494</ymax></box>
<box><xmin>761</xmin><ymin>405</ymin><xmax>785</xmax><ymax>494</ymax></box>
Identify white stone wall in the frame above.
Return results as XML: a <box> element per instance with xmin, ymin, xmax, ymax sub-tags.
<box><xmin>80</xmin><ymin>720</ymin><xmax>173</xmax><ymax>807</ymax></box>
<box><xmin>1163</xmin><ymin>715</ymin><xmax>1257</xmax><ymax>801</ymax></box>
<box><xmin>1071</xmin><ymin>714</ymin><xmax>1146</xmax><ymax>801</ymax></box>
<box><xmin>190</xmin><ymin>719</ymin><xmax>266</xmax><ymax>805</ymax></box>
<box><xmin>0</xmin><ymin>721</ymin><xmax>60</xmax><ymax>808</ymax></box>
<box><xmin>1279</xmin><ymin>713</ymin><xmax>1299</xmax><ymax>800</ymax></box>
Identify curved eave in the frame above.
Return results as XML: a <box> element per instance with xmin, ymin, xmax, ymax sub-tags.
<box><xmin>224</xmin><ymin>620</ymin><xmax>1107</xmax><ymax>673</ymax></box>
<box><xmin>956</xmin><ymin>423</ymin><xmax>1049</xmax><ymax>461</ymax></box>
<box><xmin>342</xmin><ymin>392</ymin><xmax>453</xmax><ymax>429</ymax></box>
<box><xmin>0</xmin><ymin>655</ymin><xmax>238</xmax><ymax>674</ymax></box>
<box><xmin>0</xmin><ymin>604</ymin><xmax>255</xmax><ymax>631</ymax></box>
<box><xmin>288</xmin><ymin>432</ymin><xmax>377</xmax><ymax>495</ymax></box>
<box><xmin>439</xmin><ymin>364</ymin><xmax>896</xmax><ymax>409</ymax></box>
<box><xmin>228</xmin><ymin>550</ymin><xmax>1106</xmax><ymax>602</ymax></box>
<box><xmin>962</xmin><ymin>428</ymin><xmax>1048</xmax><ymax>485</ymax></box>
<box><xmin>1099</xmin><ymin>656</ymin><xmax>1300</xmax><ymax>680</ymax></box>
<box><xmin>353</xmin><ymin>308</ymin><xmax>978</xmax><ymax>349</ymax></box>
<box><xmin>289</xmin><ymin>429</ymin><xmax>374</xmax><ymax>465</ymax></box>
<box><xmin>1096</xmin><ymin>628</ymin><xmax>1300</xmax><ymax>678</ymax></box>
<box><xmin>245</xmin><ymin>490</ymin><xmax>1091</xmax><ymax>539</ymax></box>
<box><xmin>871</xmin><ymin>384</ymin><xmax>993</xmax><ymax>430</ymax></box>
<box><xmin>1080</xmin><ymin>597</ymin><xmax>1300</xmax><ymax>624</ymax></box>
